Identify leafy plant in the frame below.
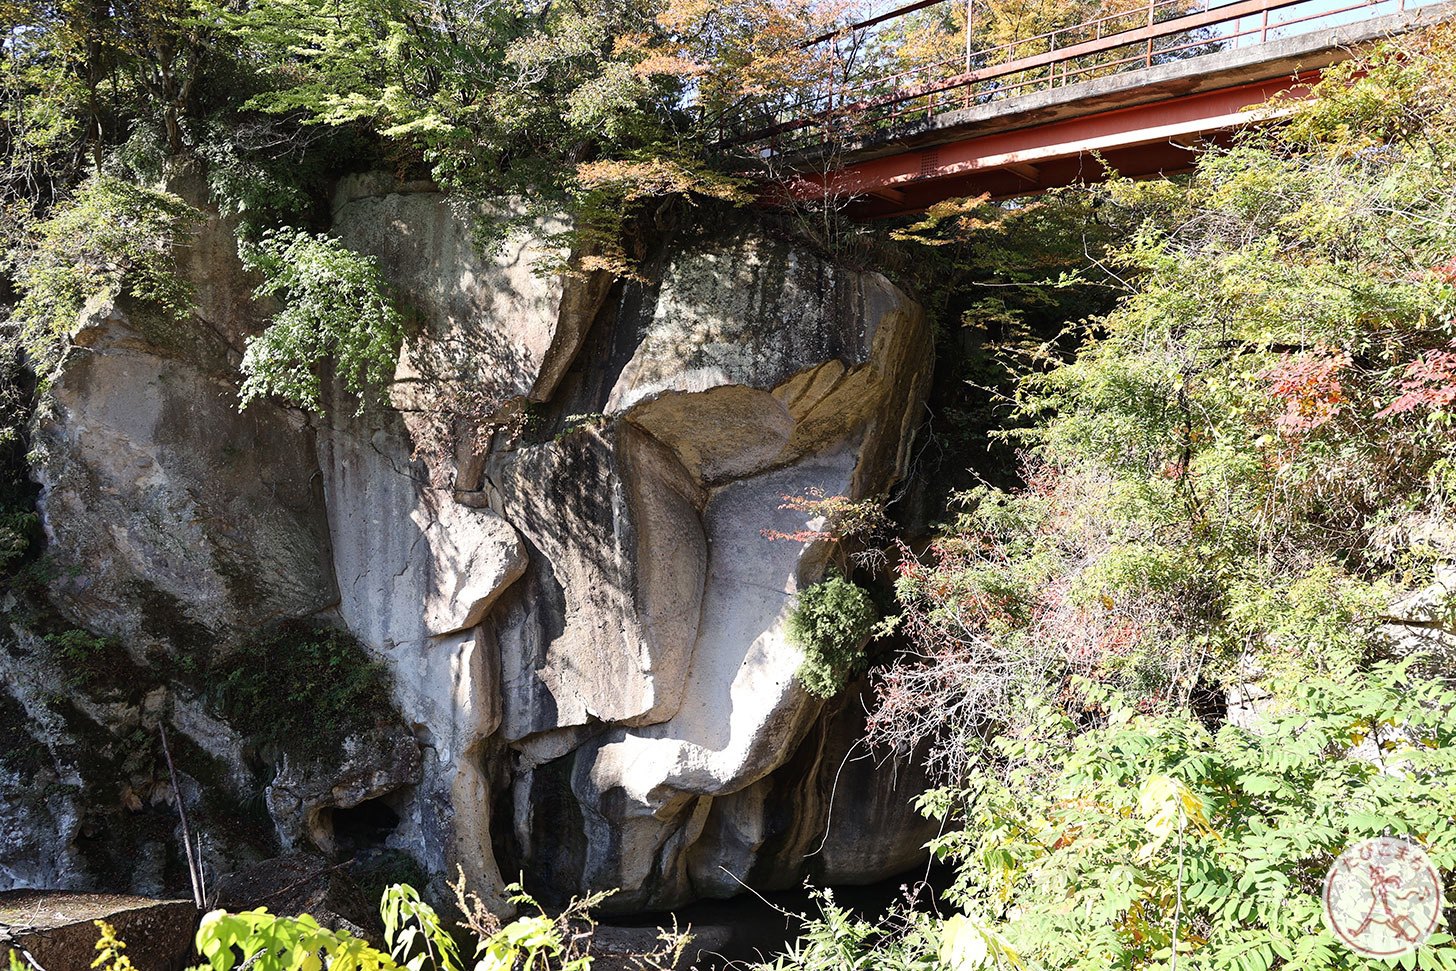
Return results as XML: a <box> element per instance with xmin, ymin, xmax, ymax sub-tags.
<box><xmin>182</xmin><ymin>875</ymin><xmax>688</xmax><ymax>971</ymax></box>
<box><xmin>237</xmin><ymin>228</ymin><xmax>406</xmax><ymax>414</ymax></box>
<box><xmin>870</xmin><ymin>23</ymin><xmax>1456</xmax><ymax>782</ymax></box>
<box><xmin>209</xmin><ymin>621</ymin><xmax>396</xmax><ymax>763</ymax></box>
<box><xmin>788</xmin><ymin>574</ymin><xmax>879</xmax><ymax>699</ymax></box>
<box><xmin>92</xmin><ymin>919</ymin><xmax>139</xmax><ymax>971</ymax></box>
<box><xmin>747</xmin><ymin>887</ymin><xmax>942</xmax><ymax>971</ymax></box>
<box><xmin>193</xmin><ymin>907</ymin><xmax>397</xmax><ymax>971</ymax></box>
<box><xmin>44</xmin><ymin>628</ymin><xmax>129</xmax><ymax>690</ymax></box>
<box><xmin>380</xmin><ymin>882</ymin><xmax>461</xmax><ymax>971</ymax></box>
<box><xmin>917</xmin><ymin>663</ymin><xmax>1456</xmax><ymax>971</ymax></box>
<box><xmin>3</xmin><ymin>174</ymin><xmax>198</xmax><ymax>382</ymax></box>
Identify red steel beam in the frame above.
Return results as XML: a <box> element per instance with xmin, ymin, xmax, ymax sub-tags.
<box><xmin>748</xmin><ymin>0</ymin><xmax>1316</xmax><ymax>147</ymax></box>
<box><xmin>788</xmin><ymin>70</ymin><xmax>1318</xmax><ymax>213</ymax></box>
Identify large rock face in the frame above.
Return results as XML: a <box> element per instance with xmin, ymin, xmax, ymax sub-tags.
<box><xmin>31</xmin><ymin>296</ymin><xmax>336</xmax><ymax>652</ymax></box>
<box><xmin>5</xmin><ymin>174</ymin><xmax>936</xmax><ymax>914</ymax></box>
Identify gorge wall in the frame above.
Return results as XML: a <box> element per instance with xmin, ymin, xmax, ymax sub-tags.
<box><xmin>0</xmin><ymin>174</ymin><xmax>936</xmax><ymax>913</ymax></box>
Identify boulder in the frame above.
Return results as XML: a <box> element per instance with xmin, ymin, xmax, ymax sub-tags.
<box><xmin>490</xmin><ymin>228</ymin><xmax>934</xmax><ymax>909</ymax></box>
<box><xmin>0</xmin><ymin>891</ymin><xmax>197</xmax><ymax>971</ymax></box>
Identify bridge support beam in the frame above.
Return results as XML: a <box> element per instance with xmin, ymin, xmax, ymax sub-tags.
<box><xmin>791</xmin><ymin>73</ymin><xmax>1315</xmax><ymax>217</ymax></box>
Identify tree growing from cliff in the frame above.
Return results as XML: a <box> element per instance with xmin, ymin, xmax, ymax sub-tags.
<box><xmin>788</xmin><ymin>572</ymin><xmax>879</xmax><ymax>698</ymax></box>
<box><xmin>3</xmin><ymin>174</ymin><xmax>198</xmax><ymax>382</ymax></box>
<box><xmin>237</xmin><ymin>228</ymin><xmax>406</xmax><ymax>415</ymax></box>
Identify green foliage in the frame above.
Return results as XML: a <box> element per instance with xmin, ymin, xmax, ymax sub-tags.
<box><xmin>751</xmin><ymin>888</ymin><xmax>941</xmax><ymax>971</ymax></box>
<box><xmin>810</xmin><ymin>28</ymin><xmax>1456</xmax><ymax>971</ymax></box>
<box><xmin>773</xmin><ymin>665</ymin><xmax>1456</xmax><ymax>971</ymax></box>
<box><xmin>209</xmin><ymin>622</ymin><xmax>395</xmax><ymax>763</ymax></box>
<box><xmin>788</xmin><ymin>574</ymin><xmax>879</xmax><ymax>699</ymax></box>
<box><xmin>916</xmin><ymin>663</ymin><xmax>1456</xmax><ymax>971</ymax></box>
<box><xmin>3</xmin><ymin>174</ymin><xmax>199</xmax><ymax>381</ymax></box>
<box><xmin>0</xmin><ymin>506</ymin><xmax>38</xmax><ymax>574</ymax></box>
<box><xmin>380</xmin><ymin>882</ymin><xmax>461</xmax><ymax>971</ymax></box>
<box><xmin>237</xmin><ymin>228</ymin><xmax>406</xmax><ymax>414</ymax></box>
<box><xmin>193</xmin><ymin>906</ymin><xmax>398</xmax><ymax>971</ymax></box>
<box><xmin>44</xmin><ymin>627</ymin><xmax>128</xmax><ymax>690</ymax></box>
<box><xmin>872</xmin><ymin>25</ymin><xmax>1456</xmax><ymax>778</ymax></box>
<box><xmin>193</xmin><ymin>121</ymin><xmax>336</xmax><ymax>239</ymax></box>
<box><xmin>183</xmin><ymin>878</ymin><xmax>686</xmax><ymax>971</ymax></box>
<box><xmin>219</xmin><ymin>0</ymin><xmax>659</xmax><ymax>196</ymax></box>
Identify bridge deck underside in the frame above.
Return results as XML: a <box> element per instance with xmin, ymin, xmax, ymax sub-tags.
<box><xmin>805</xmin><ymin>76</ymin><xmax>1291</xmax><ymax>217</ymax></box>
<box><xmin>780</xmin><ymin>0</ymin><xmax>1456</xmax><ymax>217</ymax></box>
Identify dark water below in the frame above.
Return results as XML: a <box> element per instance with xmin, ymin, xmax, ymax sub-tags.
<box><xmin>601</xmin><ymin>861</ymin><xmax>953</xmax><ymax>967</ymax></box>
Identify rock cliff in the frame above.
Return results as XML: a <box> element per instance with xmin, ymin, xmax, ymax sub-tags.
<box><xmin>0</xmin><ymin>174</ymin><xmax>936</xmax><ymax>912</ymax></box>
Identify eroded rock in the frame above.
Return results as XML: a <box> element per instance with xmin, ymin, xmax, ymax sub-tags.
<box><xmin>331</xmin><ymin>177</ymin><xmax>613</xmax><ymax>471</ymax></box>
<box><xmin>490</xmin><ymin>228</ymin><xmax>933</xmax><ymax>909</ymax></box>
<box><xmin>32</xmin><ymin>297</ymin><xmax>336</xmax><ymax>652</ymax></box>
<box><xmin>11</xmin><ymin>183</ymin><xmax>938</xmax><ymax>916</ymax></box>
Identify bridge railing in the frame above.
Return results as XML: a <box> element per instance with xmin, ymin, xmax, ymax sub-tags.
<box><xmin>736</xmin><ymin>0</ymin><xmax>1432</xmax><ymax>156</ymax></box>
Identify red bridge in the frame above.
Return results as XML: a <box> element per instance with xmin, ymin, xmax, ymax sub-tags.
<box><xmin>755</xmin><ymin>0</ymin><xmax>1456</xmax><ymax>216</ymax></box>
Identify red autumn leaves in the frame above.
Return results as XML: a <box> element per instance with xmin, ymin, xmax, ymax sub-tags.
<box><xmin>1261</xmin><ymin>341</ymin><xmax>1456</xmax><ymax>435</ymax></box>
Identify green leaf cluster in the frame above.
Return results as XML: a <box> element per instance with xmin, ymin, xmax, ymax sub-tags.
<box><xmin>788</xmin><ymin>574</ymin><xmax>879</xmax><ymax>699</ymax></box>
<box><xmin>920</xmin><ymin>663</ymin><xmax>1456</xmax><ymax>971</ymax></box>
<box><xmin>3</xmin><ymin>174</ymin><xmax>199</xmax><ymax>382</ymax></box>
<box><xmin>237</xmin><ymin>228</ymin><xmax>406</xmax><ymax>414</ymax></box>
<box><xmin>209</xmin><ymin>622</ymin><xmax>396</xmax><ymax>763</ymax></box>
<box><xmin>182</xmin><ymin>877</ymin><xmax>684</xmax><ymax>971</ymax></box>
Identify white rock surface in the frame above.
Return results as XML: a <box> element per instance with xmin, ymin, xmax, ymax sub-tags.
<box><xmin>331</xmin><ymin>177</ymin><xmax>612</xmax><ymax>423</ymax></box>
<box><xmin>9</xmin><ymin>185</ymin><xmax>940</xmax><ymax>913</ymax></box>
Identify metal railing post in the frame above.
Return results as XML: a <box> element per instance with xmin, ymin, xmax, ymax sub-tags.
<box><xmin>1146</xmin><ymin>0</ymin><xmax>1156</xmax><ymax>66</ymax></box>
<box><xmin>965</xmin><ymin>0</ymin><xmax>975</xmax><ymax>72</ymax></box>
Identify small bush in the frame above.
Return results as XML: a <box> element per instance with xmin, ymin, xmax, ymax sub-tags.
<box><xmin>238</xmin><ymin>229</ymin><xmax>406</xmax><ymax>414</ymax></box>
<box><xmin>788</xmin><ymin>574</ymin><xmax>878</xmax><ymax>699</ymax></box>
<box><xmin>4</xmin><ymin>174</ymin><xmax>198</xmax><ymax>382</ymax></box>
<box><xmin>210</xmin><ymin>622</ymin><xmax>396</xmax><ymax>763</ymax></box>
<box><xmin>178</xmin><ymin>874</ymin><xmax>690</xmax><ymax>971</ymax></box>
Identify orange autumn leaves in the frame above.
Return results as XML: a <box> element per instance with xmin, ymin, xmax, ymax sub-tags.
<box><xmin>1260</xmin><ymin>347</ymin><xmax>1353</xmax><ymax>436</ymax></box>
<box><xmin>1261</xmin><ymin>341</ymin><xmax>1456</xmax><ymax>450</ymax></box>
<box><xmin>618</xmin><ymin>0</ymin><xmax>851</xmax><ymax>115</ymax></box>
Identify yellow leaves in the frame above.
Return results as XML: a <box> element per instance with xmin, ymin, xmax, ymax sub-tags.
<box><xmin>624</xmin><ymin>0</ymin><xmax>844</xmax><ymax>108</ymax></box>
<box><xmin>940</xmin><ymin>914</ymin><xmax>1026</xmax><ymax>971</ymax></box>
<box><xmin>889</xmin><ymin>193</ymin><xmax>996</xmax><ymax>244</ymax></box>
<box><xmin>91</xmin><ymin>920</ymin><xmax>137</xmax><ymax>971</ymax></box>
<box><xmin>576</xmin><ymin>157</ymin><xmax>751</xmax><ymax>205</ymax></box>
<box><xmin>1136</xmin><ymin>774</ymin><xmax>1218</xmax><ymax>860</ymax></box>
<box><xmin>628</xmin><ymin>51</ymin><xmax>704</xmax><ymax>79</ymax></box>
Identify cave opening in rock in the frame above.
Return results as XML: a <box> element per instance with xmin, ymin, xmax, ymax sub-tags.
<box><xmin>328</xmin><ymin>798</ymin><xmax>401</xmax><ymax>857</ymax></box>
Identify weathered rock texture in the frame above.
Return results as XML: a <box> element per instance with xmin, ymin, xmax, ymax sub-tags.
<box><xmin>3</xmin><ymin>173</ymin><xmax>936</xmax><ymax>914</ymax></box>
<box><xmin>33</xmin><ymin>295</ymin><xmax>336</xmax><ymax>652</ymax></box>
<box><xmin>1</xmin><ymin>891</ymin><xmax>198</xmax><ymax>971</ymax></box>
